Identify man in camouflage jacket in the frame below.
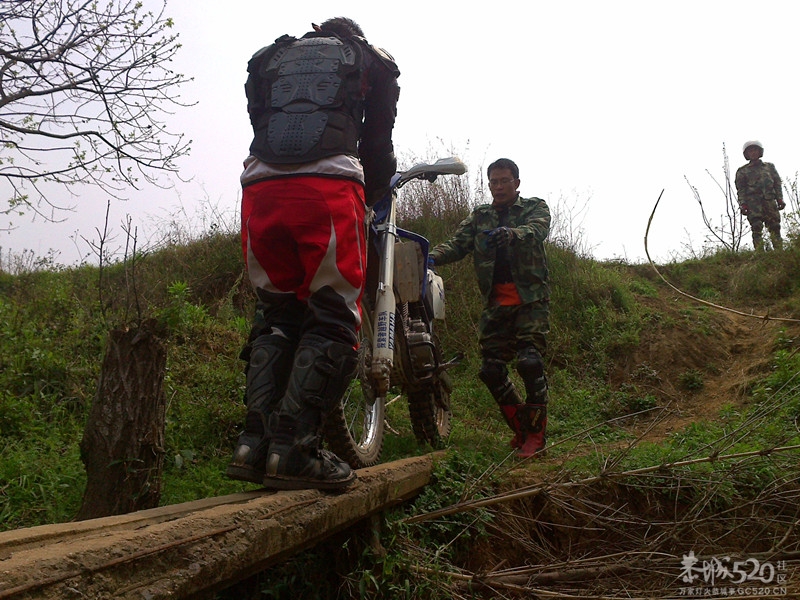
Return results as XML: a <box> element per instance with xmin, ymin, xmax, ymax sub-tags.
<box><xmin>428</xmin><ymin>158</ymin><xmax>550</xmax><ymax>457</ymax></box>
<box><xmin>735</xmin><ymin>140</ymin><xmax>785</xmax><ymax>251</ymax></box>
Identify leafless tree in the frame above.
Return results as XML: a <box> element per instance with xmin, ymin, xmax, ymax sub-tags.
<box><xmin>779</xmin><ymin>171</ymin><xmax>800</xmax><ymax>243</ymax></box>
<box><xmin>684</xmin><ymin>143</ymin><xmax>746</xmax><ymax>253</ymax></box>
<box><xmin>0</xmin><ymin>0</ymin><xmax>192</xmax><ymax>224</ymax></box>
<box><xmin>548</xmin><ymin>189</ymin><xmax>594</xmax><ymax>258</ymax></box>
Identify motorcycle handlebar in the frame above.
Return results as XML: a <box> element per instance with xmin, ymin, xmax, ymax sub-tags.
<box><xmin>374</xmin><ymin>156</ymin><xmax>467</xmax><ymax>221</ymax></box>
<box><xmin>393</xmin><ymin>157</ymin><xmax>467</xmax><ymax>190</ymax></box>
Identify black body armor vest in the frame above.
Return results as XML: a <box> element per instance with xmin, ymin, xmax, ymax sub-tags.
<box><xmin>246</xmin><ymin>34</ymin><xmax>365</xmax><ymax>163</ymax></box>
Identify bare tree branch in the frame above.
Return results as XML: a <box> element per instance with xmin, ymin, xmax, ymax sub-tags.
<box><xmin>0</xmin><ymin>0</ymin><xmax>193</xmax><ymax>219</ymax></box>
<box><xmin>684</xmin><ymin>143</ymin><xmax>746</xmax><ymax>254</ymax></box>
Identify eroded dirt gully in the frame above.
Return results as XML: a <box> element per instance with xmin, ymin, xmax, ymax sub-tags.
<box><xmin>608</xmin><ymin>289</ymin><xmax>799</xmax><ymax>441</ymax></box>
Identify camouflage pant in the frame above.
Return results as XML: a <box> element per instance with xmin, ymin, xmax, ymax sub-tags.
<box><xmin>746</xmin><ymin>199</ymin><xmax>782</xmax><ymax>249</ymax></box>
<box><xmin>478</xmin><ymin>300</ymin><xmax>550</xmax><ymax>362</ymax></box>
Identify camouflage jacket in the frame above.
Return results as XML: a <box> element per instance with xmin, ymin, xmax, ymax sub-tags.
<box><xmin>735</xmin><ymin>160</ymin><xmax>783</xmax><ymax>208</ymax></box>
<box><xmin>429</xmin><ymin>195</ymin><xmax>550</xmax><ymax>306</ymax></box>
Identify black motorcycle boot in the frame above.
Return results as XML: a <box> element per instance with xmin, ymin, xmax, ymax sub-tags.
<box><xmin>265</xmin><ymin>423</ymin><xmax>355</xmax><ymax>491</ymax></box>
<box><xmin>263</xmin><ymin>336</ymin><xmax>358</xmax><ymax>491</ymax></box>
<box><xmin>226</xmin><ymin>333</ymin><xmax>295</xmax><ymax>483</ymax></box>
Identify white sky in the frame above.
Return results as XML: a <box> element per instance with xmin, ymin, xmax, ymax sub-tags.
<box><xmin>3</xmin><ymin>0</ymin><xmax>800</xmax><ymax>266</ymax></box>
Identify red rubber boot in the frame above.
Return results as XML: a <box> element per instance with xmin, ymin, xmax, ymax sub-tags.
<box><xmin>516</xmin><ymin>404</ymin><xmax>547</xmax><ymax>458</ymax></box>
<box><xmin>499</xmin><ymin>404</ymin><xmax>524</xmax><ymax>449</ymax></box>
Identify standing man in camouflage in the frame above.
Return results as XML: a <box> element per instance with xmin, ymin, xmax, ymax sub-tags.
<box><xmin>428</xmin><ymin>158</ymin><xmax>550</xmax><ymax>457</ymax></box>
<box><xmin>227</xmin><ymin>17</ymin><xmax>399</xmax><ymax>490</ymax></box>
<box><xmin>735</xmin><ymin>140</ymin><xmax>785</xmax><ymax>251</ymax></box>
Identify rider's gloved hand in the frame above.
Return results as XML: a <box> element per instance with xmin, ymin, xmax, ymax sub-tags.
<box><xmin>740</xmin><ymin>204</ymin><xmax>750</xmax><ymax>216</ymax></box>
<box><xmin>366</xmin><ymin>184</ymin><xmax>391</xmax><ymax>208</ymax></box>
<box><xmin>487</xmin><ymin>227</ymin><xmax>514</xmax><ymax>249</ymax></box>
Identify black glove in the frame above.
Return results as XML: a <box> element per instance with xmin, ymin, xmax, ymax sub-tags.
<box><xmin>487</xmin><ymin>227</ymin><xmax>514</xmax><ymax>249</ymax></box>
<box><xmin>778</xmin><ymin>201</ymin><xmax>786</xmax><ymax>211</ymax></box>
<box><xmin>366</xmin><ymin>184</ymin><xmax>391</xmax><ymax>208</ymax></box>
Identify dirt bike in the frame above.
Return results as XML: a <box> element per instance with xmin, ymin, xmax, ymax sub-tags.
<box><xmin>324</xmin><ymin>157</ymin><xmax>467</xmax><ymax>468</ymax></box>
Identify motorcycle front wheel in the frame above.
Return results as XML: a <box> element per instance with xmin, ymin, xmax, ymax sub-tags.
<box><xmin>324</xmin><ymin>306</ymin><xmax>385</xmax><ymax>469</ymax></box>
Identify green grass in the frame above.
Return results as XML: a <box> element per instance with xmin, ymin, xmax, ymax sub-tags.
<box><xmin>3</xmin><ymin>231</ymin><xmax>800</xmax><ymax>523</ymax></box>
<box><xmin>3</xmin><ymin>191</ymin><xmax>800</xmax><ymax>597</ymax></box>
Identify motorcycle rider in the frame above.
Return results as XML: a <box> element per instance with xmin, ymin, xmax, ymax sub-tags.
<box><xmin>428</xmin><ymin>158</ymin><xmax>551</xmax><ymax>458</ymax></box>
<box><xmin>735</xmin><ymin>140</ymin><xmax>785</xmax><ymax>251</ymax></box>
<box><xmin>227</xmin><ymin>17</ymin><xmax>400</xmax><ymax>490</ymax></box>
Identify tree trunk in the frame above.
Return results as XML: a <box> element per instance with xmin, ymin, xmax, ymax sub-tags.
<box><xmin>76</xmin><ymin>319</ymin><xmax>167</xmax><ymax>520</ymax></box>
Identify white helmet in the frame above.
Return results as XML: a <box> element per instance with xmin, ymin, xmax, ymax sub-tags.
<box><xmin>742</xmin><ymin>140</ymin><xmax>763</xmax><ymax>153</ymax></box>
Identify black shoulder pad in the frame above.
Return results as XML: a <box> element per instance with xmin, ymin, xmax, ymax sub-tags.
<box><xmin>361</xmin><ymin>39</ymin><xmax>400</xmax><ymax>77</ymax></box>
<box><xmin>250</xmin><ymin>45</ymin><xmax>268</xmax><ymax>59</ymax></box>
<box><xmin>373</xmin><ymin>45</ymin><xmax>396</xmax><ymax>63</ymax></box>
<box><xmin>247</xmin><ymin>35</ymin><xmax>296</xmax><ymax>74</ymax></box>
<box><xmin>247</xmin><ymin>46</ymin><xmax>270</xmax><ymax>72</ymax></box>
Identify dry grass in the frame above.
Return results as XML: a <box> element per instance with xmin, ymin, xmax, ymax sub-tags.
<box><xmin>400</xmin><ymin>374</ymin><xmax>800</xmax><ymax>598</ymax></box>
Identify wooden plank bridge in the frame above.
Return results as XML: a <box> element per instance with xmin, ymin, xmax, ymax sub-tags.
<box><xmin>0</xmin><ymin>454</ymin><xmax>437</xmax><ymax>599</ymax></box>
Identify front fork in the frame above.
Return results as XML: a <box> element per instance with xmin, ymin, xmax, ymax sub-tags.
<box><xmin>371</xmin><ymin>197</ymin><xmax>397</xmax><ymax>396</ymax></box>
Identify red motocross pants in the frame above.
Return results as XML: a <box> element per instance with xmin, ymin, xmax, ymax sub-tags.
<box><xmin>241</xmin><ymin>176</ymin><xmax>367</xmax><ymax>347</ymax></box>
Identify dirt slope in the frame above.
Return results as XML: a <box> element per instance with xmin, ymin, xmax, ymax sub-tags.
<box><xmin>609</xmin><ymin>287</ymin><xmax>798</xmax><ymax>440</ymax></box>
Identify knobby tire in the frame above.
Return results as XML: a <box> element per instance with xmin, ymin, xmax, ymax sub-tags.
<box><xmin>324</xmin><ymin>306</ymin><xmax>385</xmax><ymax>469</ymax></box>
<box><xmin>399</xmin><ymin>323</ymin><xmax>452</xmax><ymax>448</ymax></box>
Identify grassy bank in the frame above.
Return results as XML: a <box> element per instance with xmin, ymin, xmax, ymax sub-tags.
<box><xmin>2</xmin><ymin>188</ymin><xmax>800</xmax><ymax>597</ymax></box>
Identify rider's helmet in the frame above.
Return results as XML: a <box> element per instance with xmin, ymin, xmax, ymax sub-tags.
<box><xmin>742</xmin><ymin>140</ymin><xmax>764</xmax><ymax>156</ymax></box>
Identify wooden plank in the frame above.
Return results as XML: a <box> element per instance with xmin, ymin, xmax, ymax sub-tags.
<box><xmin>0</xmin><ymin>454</ymin><xmax>437</xmax><ymax>599</ymax></box>
<box><xmin>0</xmin><ymin>491</ymin><xmax>267</xmax><ymax>558</ymax></box>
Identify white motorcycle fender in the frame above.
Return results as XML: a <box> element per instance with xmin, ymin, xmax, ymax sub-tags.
<box><xmin>427</xmin><ymin>270</ymin><xmax>446</xmax><ymax>320</ymax></box>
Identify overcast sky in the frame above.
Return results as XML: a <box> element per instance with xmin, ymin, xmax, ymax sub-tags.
<box><xmin>3</xmin><ymin>0</ymin><xmax>800</xmax><ymax>266</ymax></box>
